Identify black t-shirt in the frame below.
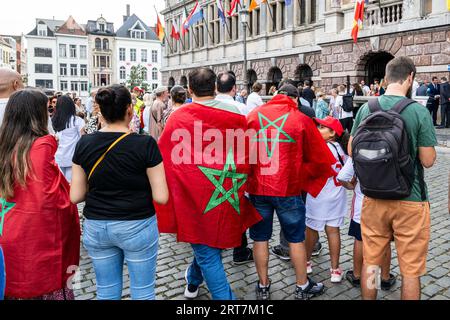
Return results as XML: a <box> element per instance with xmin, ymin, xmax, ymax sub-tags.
<box><xmin>302</xmin><ymin>87</ymin><xmax>316</xmax><ymax>107</ymax></box>
<box><xmin>73</xmin><ymin>132</ymin><xmax>163</xmax><ymax>221</ymax></box>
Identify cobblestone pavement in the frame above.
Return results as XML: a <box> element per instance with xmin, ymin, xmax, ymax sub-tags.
<box><xmin>74</xmin><ymin>153</ymin><xmax>450</xmax><ymax>301</ymax></box>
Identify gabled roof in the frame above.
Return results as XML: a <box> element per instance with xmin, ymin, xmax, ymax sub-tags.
<box><xmin>55</xmin><ymin>16</ymin><xmax>86</xmax><ymax>36</ymax></box>
<box><xmin>86</xmin><ymin>18</ymin><xmax>115</xmax><ymax>36</ymax></box>
<box><xmin>116</xmin><ymin>14</ymin><xmax>158</xmax><ymax>40</ymax></box>
<box><xmin>27</xmin><ymin>18</ymin><xmax>65</xmax><ymax>37</ymax></box>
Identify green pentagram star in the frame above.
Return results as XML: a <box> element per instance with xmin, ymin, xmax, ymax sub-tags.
<box><xmin>253</xmin><ymin>112</ymin><xmax>296</xmax><ymax>158</ymax></box>
<box><xmin>198</xmin><ymin>148</ymin><xmax>248</xmax><ymax>215</ymax></box>
<box><xmin>0</xmin><ymin>198</ymin><xmax>15</xmax><ymax>237</ymax></box>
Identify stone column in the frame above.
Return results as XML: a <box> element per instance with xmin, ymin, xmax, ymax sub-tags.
<box><xmin>323</xmin><ymin>0</ymin><xmax>344</xmax><ymax>33</ymax></box>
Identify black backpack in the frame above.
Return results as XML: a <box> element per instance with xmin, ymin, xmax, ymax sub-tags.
<box><xmin>352</xmin><ymin>98</ymin><xmax>426</xmax><ymax>200</ymax></box>
<box><xmin>342</xmin><ymin>93</ymin><xmax>354</xmax><ymax>113</ymax></box>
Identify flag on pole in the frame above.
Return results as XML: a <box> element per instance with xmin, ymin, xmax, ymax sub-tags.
<box><xmin>182</xmin><ymin>7</ymin><xmax>190</xmax><ymax>35</ymax></box>
<box><xmin>155</xmin><ymin>10</ymin><xmax>165</xmax><ymax>42</ymax></box>
<box><xmin>249</xmin><ymin>0</ymin><xmax>266</xmax><ymax>12</ymax></box>
<box><xmin>217</xmin><ymin>0</ymin><xmax>226</xmax><ymax>25</ymax></box>
<box><xmin>351</xmin><ymin>0</ymin><xmax>365</xmax><ymax>43</ymax></box>
<box><xmin>227</xmin><ymin>0</ymin><xmax>240</xmax><ymax>16</ymax></box>
<box><xmin>187</xmin><ymin>1</ymin><xmax>204</xmax><ymax>27</ymax></box>
<box><xmin>171</xmin><ymin>19</ymin><xmax>180</xmax><ymax>40</ymax></box>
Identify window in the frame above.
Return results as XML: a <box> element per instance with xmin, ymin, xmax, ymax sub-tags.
<box><xmin>119</xmin><ymin>48</ymin><xmax>126</xmax><ymax>61</ymax></box>
<box><xmin>59</xmin><ymin>44</ymin><xmax>66</xmax><ymax>58</ymax></box>
<box><xmin>152</xmin><ymin>68</ymin><xmax>158</xmax><ymax>81</ymax></box>
<box><xmin>130</xmin><ymin>49</ymin><xmax>137</xmax><ymax>62</ymax></box>
<box><xmin>37</xmin><ymin>24</ymin><xmax>47</xmax><ymax>37</ymax></box>
<box><xmin>271</xmin><ymin>2</ymin><xmax>277</xmax><ymax>32</ymax></box>
<box><xmin>100</xmin><ymin>56</ymin><xmax>107</xmax><ymax>68</ymax></box>
<box><xmin>36</xmin><ymin>79</ymin><xmax>53</xmax><ymax>88</ymax></box>
<box><xmin>71</xmin><ymin>82</ymin><xmax>79</xmax><ymax>91</ymax></box>
<box><xmin>70</xmin><ymin>64</ymin><xmax>77</xmax><ymax>76</ymax></box>
<box><xmin>130</xmin><ymin>30</ymin><xmax>145</xmax><ymax>39</ymax></box>
<box><xmin>60</xmin><ymin>81</ymin><xmax>68</xmax><ymax>91</ymax></box>
<box><xmin>141</xmin><ymin>49</ymin><xmax>148</xmax><ymax>63</ymax></box>
<box><xmin>298</xmin><ymin>0</ymin><xmax>306</xmax><ymax>26</ymax></box>
<box><xmin>35</xmin><ymin>64</ymin><xmax>52</xmax><ymax>73</ymax></box>
<box><xmin>103</xmin><ymin>39</ymin><xmax>109</xmax><ymax>50</ymax></box>
<box><xmin>99</xmin><ymin>23</ymin><xmax>105</xmax><ymax>32</ymax></box>
<box><xmin>152</xmin><ymin>50</ymin><xmax>158</xmax><ymax>63</ymax></box>
<box><xmin>60</xmin><ymin>63</ymin><xmax>67</xmax><ymax>76</ymax></box>
<box><xmin>95</xmin><ymin>38</ymin><xmax>101</xmax><ymax>50</ymax></box>
<box><xmin>80</xmin><ymin>81</ymin><xmax>88</xmax><ymax>92</ymax></box>
<box><xmin>120</xmin><ymin>66</ymin><xmax>126</xmax><ymax>80</ymax></box>
<box><xmin>152</xmin><ymin>83</ymin><xmax>158</xmax><ymax>90</ymax></box>
<box><xmin>80</xmin><ymin>64</ymin><xmax>87</xmax><ymax>76</ymax></box>
<box><xmin>209</xmin><ymin>4</ymin><xmax>221</xmax><ymax>45</ymax></box>
<box><xmin>142</xmin><ymin>68</ymin><xmax>148</xmax><ymax>81</ymax></box>
<box><xmin>280</xmin><ymin>1</ymin><xmax>286</xmax><ymax>30</ymax></box>
<box><xmin>80</xmin><ymin>45</ymin><xmax>87</xmax><ymax>59</ymax></box>
<box><xmin>70</xmin><ymin>45</ymin><xmax>77</xmax><ymax>58</ymax></box>
<box><xmin>311</xmin><ymin>0</ymin><xmax>317</xmax><ymax>24</ymax></box>
<box><xmin>35</xmin><ymin>47</ymin><xmax>52</xmax><ymax>58</ymax></box>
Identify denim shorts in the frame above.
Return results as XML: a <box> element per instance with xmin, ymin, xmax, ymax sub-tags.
<box><xmin>249</xmin><ymin>195</ymin><xmax>306</xmax><ymax>243</ymax></box>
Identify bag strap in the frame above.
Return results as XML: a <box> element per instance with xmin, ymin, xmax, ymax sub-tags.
<box><xmin>88</xmin><ymin>132</ymin><xmax>131</xmax><ymax>181</ymax></box>
<box><xmin>368</xmin><ymin>98</ymin><xmax>382</xmax><ymax>113</ymax></box>
<box><xmin>328</xmin><ymin>142</ymin><xmax>345</xmax><ymax>166</ymax></box>
<box><xmin>391</xmin><ymin>98</ymin><xmax>416</xmax><ymax>115</ymax></box>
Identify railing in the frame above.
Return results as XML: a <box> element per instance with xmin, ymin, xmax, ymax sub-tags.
<box><xmin>364</xmin><ymin>1</ymin><xmax>403</xmax><ymax>27</ymax></box>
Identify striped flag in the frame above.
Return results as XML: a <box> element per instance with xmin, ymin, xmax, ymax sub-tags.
<box><xmin>227</xmin><ymin>0</ymin><xmax>240</xmax><ymax>16</ymax></box>
<box><xmin>249</xmin><ymin>0</ymin><xmax>266</xmax><ymax>12</ymax></box>
<box><xmin>171</xmin><ymin>19</ymin><xmax>180</xmax><ymax>40</ymax></box>
<box><xmin>217</xmin><ymin>0</ymin><xmax>226</xmax><ymax>25</ymax></box>
<box><xmin>155</xmin><ymin>10</ymin><xmax>165</xmax><ymax>42</ymax></box>
<box><xmin>187</xmin><ymin>1</ymin><xmax>204</xmax><ymax>27</ymax></box>
<box><xmin>182</xmin><ymin>7</ymin><xmax>190</xmax><ymax>35</ymax></box>
<box><xmin>351</xmin><ymin>0</ymin><xmax>365</xmax><ymax>43</ymax></box>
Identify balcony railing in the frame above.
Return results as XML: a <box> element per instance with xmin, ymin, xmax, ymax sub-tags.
<box><xmin>364</xmin><ymin>1</ymin><xmax>403</xmax><ymax>27</ymax></box>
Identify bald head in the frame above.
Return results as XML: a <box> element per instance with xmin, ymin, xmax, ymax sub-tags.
<box><xmin>0</xmin><ymin>68</ymin><xmax>23</xmax><ymax>98</ymax></box>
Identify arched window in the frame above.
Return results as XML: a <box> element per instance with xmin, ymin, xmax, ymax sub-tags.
<box><xmin>168</xmin><ymin>77</ymin><xmax>175</xmax><ymax>88</ymax></box>
<box><xmin>103</xmin><ymin>39</ymin><xmax>109</xmax><ymax>50</ymax></box>
<box><xmin>95</xmin><ymin>38</ymin><xmax>101</xmax><ymax>50</ymax></box>
<box><xmin>180</xmin><ymin>76</ymin><xmax>188</xmax><ymax>87</ymax></box>
<box><xmin>120</xmin><ymin>66</ymin><xmax>126</xmax><ymax>80</ymax></box>
<box><xmin>152</xmin><ymin>68</ymin><xmax>158</xmax><ymax>81</ymax></box>
<box><xmin>142</xmin><ymin>68</ymin><xmax>148</xmax><ymax>81</ymax></box>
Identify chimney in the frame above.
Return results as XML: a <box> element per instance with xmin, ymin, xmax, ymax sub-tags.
<box><xmin>123</xmin><ymin>4</ymin><xmax>131</xmax><ymax>23</ymax></box>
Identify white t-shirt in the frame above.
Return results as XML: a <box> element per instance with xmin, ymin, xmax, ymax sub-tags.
<box><xmin>0</xmin><ymin>98</ymin><xmax>8</xmax><ymax>125</ymax></box>
<box><xmin>215</xmin><ymin>94</ymin><xmax>246</xmax><ymax>115</ymax></box>
<box><xmin>143</xmin><ymin>106</ymin><xmax>151</xmax><ymax>133</ymax></box>
<box><xmin>55</xmin><ymin>116</ymin><xmax>85</xmax><ymax>168</ymax></box>
<box><xmin>362</xmin><ymin>85</ymin><xmax>370</xmax><ymax>96</ymax></box>
<box><xmin>245</xmin><ymin>92</ymin><xmax>264</xmax><ymax>115</ymax></box>
<box><xmin>306</xmin><ymin>142</ymin><xmax>348</xmax><ymax>221</ymax></box>
<box><xmin>337</xmin><ymin>158</ymin><xmax>363</xmax><ymax>224</ymax></box>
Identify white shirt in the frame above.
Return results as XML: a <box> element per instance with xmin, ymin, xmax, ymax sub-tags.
<box><xmin>412</xmin><ymin>81</ymin><xmax>420</xmax><ymax>99</ymax></box>
<box><xmin>337</xmin><ymin>158</ymin><xmax>363</xmax><ymax>224</ymax></box>
<box><xmin>245</xmin><ymin>92</ymin><xmax>264</xmax><ymax>115</ymax></box>
<box><xmin>215</xmin><ymin>94</ymin><xmax>246</xmax><ymax>115</ymax></box>
<box><xmin>55</xmin><ymin>116</ymin><xmax>85</xmax><ymax>168</ymax></box>
<box><xmin>337</xmin><ymin>94</ymin><xmax>353</xmax><ymax>119</ymax></box>
<box><xmin>0</xmin><ymin>98</ymin><xmax>8</xmax><ymax>125</ymax></box>
<box><xmin>362</xmin><ymin>85</ymin><xmax>370</xmax><ymax>96</ymax></box>
<box><xmin>85</xmin><ymin>97</ymin><xmax>94</xmax><ymax>114</ymax></box>
<box><xmin>143</xmin><ymin>105</ymin><xmax>151</xmax><ymax>133</ymax></box>
<box><xmin>306</xmin><ymin>142</ymin><xmax>348</xmax><ymax>221</ymax></box>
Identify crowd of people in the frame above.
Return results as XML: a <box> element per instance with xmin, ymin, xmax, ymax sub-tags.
<box><xmin>0</xmin><ymin>56</ymin><xmax>441</xmax><ymax>301</ymax></box>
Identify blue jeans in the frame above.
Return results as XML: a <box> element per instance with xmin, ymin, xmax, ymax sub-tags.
<box><xmin>187</xmin><ymin>244</ymin><xmax>235</xmax><ymax>300</ymax></box>
<box><xmin>83</xmin><ymin>216</ymin><xmax>159</xmax><ymax>300</ymax></box>
<box><xmin>0</xmin><ymin>246</ymin><xmax>5</xmax><ymax>300</ymax></box>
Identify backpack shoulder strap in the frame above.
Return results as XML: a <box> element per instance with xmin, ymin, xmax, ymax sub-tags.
<box><xmin>391</xmin><ymin>98</ymin><xmax>416</xmax><ymax>115</ymax></box>
<box><xmin>328</xmin><ymin>142</ymin><xmax>345</xmax><ymax>166</ymax></box>
<box><xmin>368</xmin><ymin>98</ymin><xmax>382</xmax><ymax>113</ymax></box>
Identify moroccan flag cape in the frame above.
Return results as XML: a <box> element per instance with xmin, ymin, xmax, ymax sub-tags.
<box><xmin>0</xmin><ymin>135</ymin><xmax>80</xmax><ymax>299</ymax></box>
<box><xmin>351</xmin><ymin>0</ymin><xmax>365</xmax><ymax>43</ymax></box>
<box><xmin>155</xmin><ymin>103</ymin><xmax>262</xmax><ymax>249</ymax></box>
<box><xmin>247</xmin><ymin>95</ymin><xmax>336</xmax><ymax>198</ymax></box>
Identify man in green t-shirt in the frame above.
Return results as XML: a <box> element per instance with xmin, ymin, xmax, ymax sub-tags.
<box><xmin>349</xmin><ymin>56</ymin><xmax>437</xmax><ymax>300</ymax></box>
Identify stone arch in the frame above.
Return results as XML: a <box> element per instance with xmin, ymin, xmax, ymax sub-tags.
<box><xmin>168</xmin><ymin>77</ymin><xmax>175</xmax><ymax>88</ymax></box>
<box><xmin>266</xmin><ymin>67</ymin><xmax>283</xmax><ymax>93</ymax></box>
<box><xmin>180</xmin><ymin>75</ymin><xmax>188</xmax><ymax>88</ymax></box>
<box><xmin>357</xmin><ymin>51</ymin><xmax>394</xmax><ymax>85</ymax></box>
<box><xmin>295</xmin><ymin>64</ymin><xmax>314</xmax><ymax>86</ymax></box>
<box><xmin>246</xmin><ymin>69</ymin><xmax>258</xmax><ymax>91</ymax></box>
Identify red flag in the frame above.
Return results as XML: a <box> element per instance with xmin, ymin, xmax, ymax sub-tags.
<box><xmin>351</xmin><ymin>0</ymin><xmax>365</xmax><ymax>43</ymax></box>
<box><xmin>171</xmin><ymin>20</ymin><xmax>180</xmax><ymax>40</ymax></box>
<box><xmin>155</xmin><ymin>103</ymin><xmax>262</xmax><ymax>249</ymax></box>
<box><xmin>247</xmin><ymin>95</ymin><xmax>336</xmax><ymax>198</ymax></box>
<box><xmin>227</xmin><ymin>0</ymin><xmax>240</xmax><ymax>16</ymax></box>
<box><xmin>0</xmin><ymin>136</ymin><xmax>80</xmax><ymax>298</ymax></box>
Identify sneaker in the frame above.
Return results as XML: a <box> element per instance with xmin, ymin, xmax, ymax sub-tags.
<box><xmin>307</xmin><ymin>261</ymin><xmax>313</xmax><ymax>275</ymax></box>
<box><xmin>311</xmin><ymin>241</ymin><xmax>323</xmax><ymax>257</ymax></box>
<box><xmin>381</xmin><ymin>274</ymin><xmax>397</xmax><ymax>291</ymax></box>
<box><xmin>255</xmin><ymin>281</ymin><xmax>271</xmax><ymax>300</ymax></box>
<box><xmin>271</xmin><ymin>245</ymin><xmax>291</xmax><ymax>261</ymax></box>
<box><xmin>330</xmin><ymin>268</ymin><xmax>344</xmax><ymax>283</ymax></box>
<box><xmin>184</xmin><ymin>268</ymin><xmax>199</xmax><ymax>299</ymax></box>
<box><xmin>294</xmin><ymin>278</ymin><xmax>325</xmax><ymax>300</ymax></box>
<box><xmin>233</xmin><ymin>248</ymin><xmax>254</xmax><ymax>265</ymax></box>
<box><xmin>345</xmin><ymin>270</ymin><xmax>361</xmax><ymax>288</ymax></box>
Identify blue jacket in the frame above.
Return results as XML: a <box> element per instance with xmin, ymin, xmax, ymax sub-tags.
<box><xmin>427</xmin><ymin>83</ymin><xmax>440</xmax><ymax>104</ymax></box>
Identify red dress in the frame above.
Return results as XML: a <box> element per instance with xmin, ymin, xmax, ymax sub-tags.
<box><xmin>0</xmin><ymin>135</ymin><xmax>80</xmax><ymax>299</ymax></box>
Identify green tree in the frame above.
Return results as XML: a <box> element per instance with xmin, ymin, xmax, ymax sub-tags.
<box><xmin>127</xmin><ymin>64</ymin><xmax>149</xmax><ymax>92</ymax></box>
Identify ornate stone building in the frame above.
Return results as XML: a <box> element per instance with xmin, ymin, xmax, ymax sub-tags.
<box><xmin>161</xmin><ymin>0</ymin><xmax>449</xmax><ymax>93</ymax></box>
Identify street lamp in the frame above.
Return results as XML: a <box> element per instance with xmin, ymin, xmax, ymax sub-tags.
<box><xmin>239</xmin><ymin>5</ymin><xmax>250</xmax><ymax>90</ymax></box>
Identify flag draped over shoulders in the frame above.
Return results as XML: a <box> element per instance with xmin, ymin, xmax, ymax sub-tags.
<box><xmin>0</xmin><ymin>135</ymin><xmax>80</xmax><ymax>299</ymax></box>
<box><xmin>155</xmin><ymin>102</ymin><xmax>261</xmax><ymax>249</ymax></box>
<box><xmin>247</xmin><ymin>95</ymin><xmax>336</xmax><ymax>198</ymax></box>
